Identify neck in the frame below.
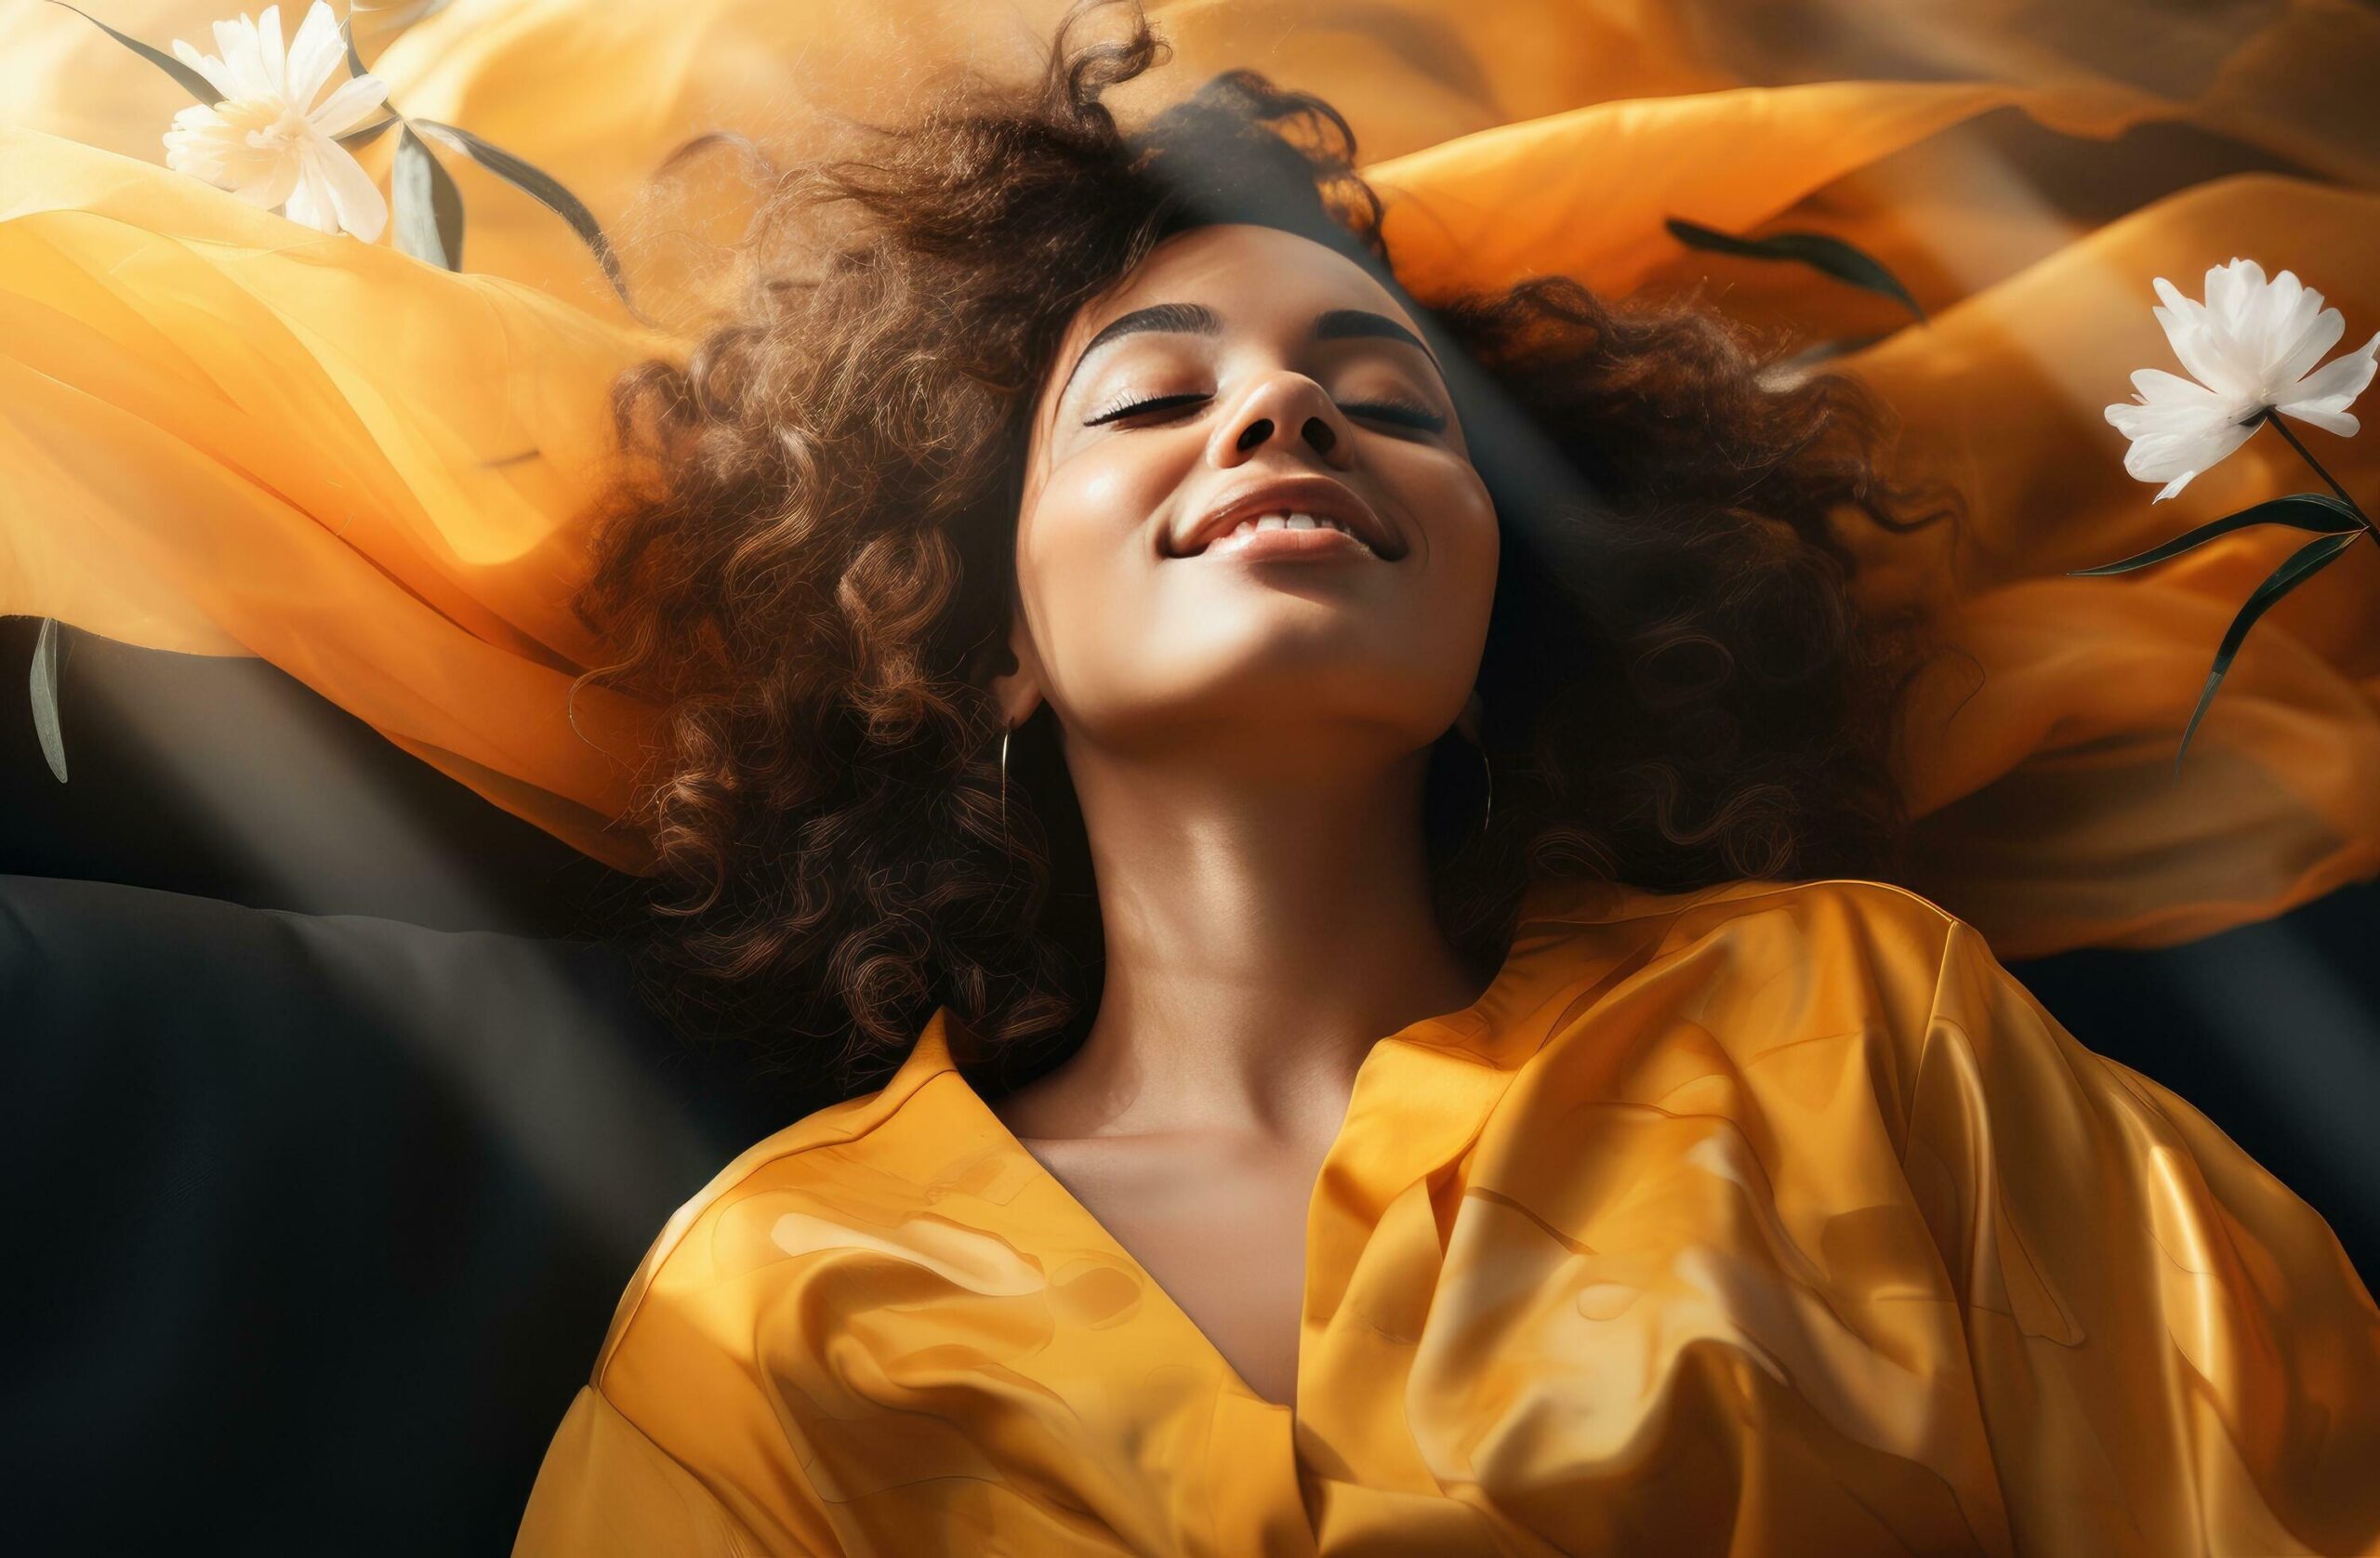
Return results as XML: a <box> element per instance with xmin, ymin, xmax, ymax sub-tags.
<box><xmin>1000</xmin><ymin>729</ymin><xmax>1488</xmax><ymax>1149</ymax></box>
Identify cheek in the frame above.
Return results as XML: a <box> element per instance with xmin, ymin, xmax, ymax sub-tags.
<box><xmin>1408</xmin><ymin>456</ymin><xmax>1501</xmax><ymax>604</ymax></box>
<box><xmin>1018</xmin><ymin>452</ymin><xmax>1156</xmax><ymax>588</ymax></box>
<box><xmin>1448</xmin><ymin>469</ymin><xmax>1500</xmax><ymax>566</ymax></box>
<box><xmin>1395</xmin><ymin>460</ymin><xmax>1501</xmax><ymax>689</ymax></box>
<box><xmin>1012</xmin><ymin>446</ymin><xmax>1178</xmax><ymax>681</ymax></box>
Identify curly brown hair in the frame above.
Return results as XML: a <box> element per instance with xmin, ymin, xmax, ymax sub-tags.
<box><xmin>571</xmin><ymin>0</ymin><xmax>1964</xmax><ymax>1095</ymax></box>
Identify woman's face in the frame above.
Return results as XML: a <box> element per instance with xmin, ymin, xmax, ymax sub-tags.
<box><xmin>1001</xmin><ymin>222</ymin><xmax>1499</xmax><ymax>767</ymax></box>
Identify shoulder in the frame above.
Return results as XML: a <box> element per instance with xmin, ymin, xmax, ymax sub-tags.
<box><xmin>1515</xmin><ymin>876</ymin><xmax>1983</xmax><ymax>1142</ymax></box>
<box><xmin>1526</xmin><ymin>871</ymin><xmax>1963</xmax><ymax>942</ymax></box>
<box><xmin>1668</xmin><ymin>874</ymin><xmax>1964</xmax><ymax>950</ymax></box>
<box><xmin>1528</xmin><ymin>873</ymin><xmax>1969</xmax><ymax>1010</ymax></box>
<box><xmin>586</xmin><ymin>1046</ymin><xmax>948</xmax><ymax>1390</ymax></box>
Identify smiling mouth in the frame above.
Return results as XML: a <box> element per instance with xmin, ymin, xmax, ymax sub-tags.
<box><xmin>1195</xmin><ymin>512</ymin><xmax>1381</xmax><ymax>561</ymax></box>
<box><xmin>1168</xmin><ymin>483</ymin><xmax>1404</xmax><ymax>561</ymax></box>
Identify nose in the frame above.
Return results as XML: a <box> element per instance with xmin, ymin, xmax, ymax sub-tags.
<box><xmin>1208</xmin><ymin>371</ymin><xmax>1357</xmax><ymax>472</ymax></box>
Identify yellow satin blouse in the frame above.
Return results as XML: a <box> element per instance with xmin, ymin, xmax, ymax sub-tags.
<box><xmin>514</xmin><ymin>876</ymin><xmax>2380</xmax><ymax>1556</ymax></box>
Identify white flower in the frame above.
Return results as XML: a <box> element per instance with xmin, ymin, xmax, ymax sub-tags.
<box><xmin>2104</xmin><ymin>257</ymin><xmax>2379</xmax><ymax>502</ymax></box>
<box><xmin>162</xmin><ymin>2</ymin><xmax>390</xmax><ymax>242</ymax></box>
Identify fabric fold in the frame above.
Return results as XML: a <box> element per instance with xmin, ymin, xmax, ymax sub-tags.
<box><xmin>0</xmin><ymin>125</ymin><xmax>667</xmax><ymax>866</ymax></box>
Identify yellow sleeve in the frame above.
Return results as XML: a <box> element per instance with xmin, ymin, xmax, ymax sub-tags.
<box><xmin>513</xmin><ymin>1386</ymin><xmax>815</xmax><ymax>1558</ymax></box>
<box><xmin>1905</xmin><ymin>921</ymin><xmax>2380</xmax><ymax>1557</ymax></box>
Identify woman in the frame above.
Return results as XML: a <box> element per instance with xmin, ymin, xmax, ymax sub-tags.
<box><xmin>503</xmin><ymin>7</ymin><xmax>2380</xmax><ymax>1553</ymax></box>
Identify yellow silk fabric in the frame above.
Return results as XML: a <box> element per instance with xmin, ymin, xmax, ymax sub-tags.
<box><xmin>4</xmin><ymin>0</ymin><xmax>2380</xmax><ymax>945</ymax></box>
<box><xmin>513</xmin><ymin>876</ymin><xmax>2380</xmax><ymax>1556</ymax></box>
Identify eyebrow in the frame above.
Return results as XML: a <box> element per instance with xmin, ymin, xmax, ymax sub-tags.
<box><xmin>1059</xmin><ymin>302</ymin><xmax>1440</xmax><ymax>400</ymax></box>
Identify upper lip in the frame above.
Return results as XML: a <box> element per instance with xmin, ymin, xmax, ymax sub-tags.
<box><xmin>1165</xmin><ymin>476</ymin><xmax>1404</xmax><ymax>561</ymax></box>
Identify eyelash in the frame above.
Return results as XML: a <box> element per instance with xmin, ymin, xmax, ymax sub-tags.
<box><xmin>1084</xmin><ymin>391</ymin><xmax>1448</xmax><ymax>433</ymax></box>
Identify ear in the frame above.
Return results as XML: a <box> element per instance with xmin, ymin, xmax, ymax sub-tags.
<box><xmin>985</xmin><ymin>609</ymin><xmax>1046</xmax><ymax>732</ymax></box>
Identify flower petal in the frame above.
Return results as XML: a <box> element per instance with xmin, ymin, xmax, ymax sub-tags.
<box><xmin>2113</xmin><ymin>363</ymin><xmax>2247</xmax><ymax>442</ymax></box>
<box><xmin>163</xmin><ymin>99</ymin><xmax>230</xmax><ymax>138</ymax></box>
<box><xmin>284</xmin><ymin>0</ymin><xmax>345</xmax><ymax>112</ymax></box>
<box><xmin>212</xmin><ymin>17</ymin><xmax>271</xmax><ymax>102</ymax></box>
<box><xmin>2107</xmin><ymin>401</ymin><xmax>2228</xmax><ymax>443</ymax></box>
<box><xmin>2122</xmin><ymin>416</ymin><xmax>2255</xmax><ymax>487</ymax></box>
<box><xmin>2128</xmin><ymin>366</ymin><xmax>2224</xmax><ymax>408</ymax></box>
<box><xmin>2199</xmin><ymin>414</ymin><xmax>2260</xmax><ymax>469</ymax></box>
<box><xmin>2194</xmin><ymin>260</ymin><xmax>2275</xmax><ymax>395</ymax></box>
<box><xmin>2150</xmin><ymin>275</ymin><xmax>2201</xmax><ymax>325</ymax></box>
<box><xmin>304</xmin><ymin>130</ymin><xmax>389</xmax><ymax>243</ymax></box>
<box><xmin>2277</xmin><ymin>329</ymin><xmax>2380</xmax><ymax>416</ymax></box>
<box><xmin>281</xmin><ymin>153</ymin><xmax>337</xmax><ymax>233</ymax></box>
<box><xmin>308</xmin><ymin>73</ymin><xmax>390</xmax><ymax>138</ymax></box>
<box><xmin>2151</xmin><ymin>297</ymin><xmax>2253</xmax><ymax>401</ymax></box>
<box><xmin>2237</xmin><ymin>262</ymin><xmax>2288</xmax><ymax>363</ymax></box>
<box><xmin>2269</xmin><ymin>302</ymin><xmax>2346</xmax><ymax>391</ymax></box>
<box><xmin>254</xmin><ymin>5</ymin><xmax>288</xmax><ymax>99</ymax></box>
<box><xmin>2121</xmin><ymin>432</ymin><xmax>2204</xmax><ymax>481</ymax></box>
<box><xmin>2252</xmin><ymin>269</ymin><xmax>2310</xmax><ymax>377</ymax></box>
<box><xmin>2201</xmin><ymin>261</ymin><xmax>2238</xmax><ymax>330</ymax></box>
<box><xmin>232</xmin><ymin>153</ymin><xmax>302</xmax><ymax>211</ymax></box>
<box><xmin>163</xmin><ymin>105</ymin><xmax>249</xmax><ymax>184</ymax></box>
<box><xmin>162</xmin><ymin>141</ymin><xmax>225</xmax><ymax>183</ymax></box>
<box><xmin>2205</xmin><ymin>257</ymin><xmax>2265</xmax><ymax>336</ymax></box>
<box><xmin>167</xmin><ymin>39</ymin><xmax>237</xmax><ymax>103</ymax></box>
<box><xmin>2153</xmin><ymin>469</ymin><xmax>2201</xmax><ymax>503</ymax></box>
<box><xmin>2280</xmin><ymin>405</ymin><xmax>2360</xmax><ymax>438</ymax></box>
<box><xmin>2107</xmin><ymin>378</ymin><xmax>2229</xmax><ymax>430</ymax></box>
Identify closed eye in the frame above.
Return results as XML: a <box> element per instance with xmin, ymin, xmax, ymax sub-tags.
<box><xmin>1082</xmin><ymin>392</ymin><xmax>1448</xmax><ymax>433</ymax></box>
<box><xmin>1344</xmin><ymin>397</ymin><xmax>1448</xmax><ymax>433</ymax></box>
<box><xmin>1082</xmin><ymin>391</ymin><xmax>1210</xmax><ymax>427</ymax></box>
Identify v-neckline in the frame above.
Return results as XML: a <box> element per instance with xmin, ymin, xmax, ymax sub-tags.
<box><xmin>906</xmin><ymin>882</ymin><xmax>1628</xmax><ymax>1417</ymax></box>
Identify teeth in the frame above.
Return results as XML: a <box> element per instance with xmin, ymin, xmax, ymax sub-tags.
<box><xmin>1201</xmin><ymin>511</ymin><xmax>1374</xmax><ymax>554</ymax></box>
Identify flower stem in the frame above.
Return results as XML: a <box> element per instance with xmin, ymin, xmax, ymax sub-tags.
<box><xmin>2259</xmin><ymin>409</ymin><xmax>2379</xmax><ymax>542</ymax></box>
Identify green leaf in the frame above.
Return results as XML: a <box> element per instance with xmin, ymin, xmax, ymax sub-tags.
<box><xmin>1665</xmin><ymin>217</ymin><xmax>1926</xmax><ymax>323</ymax></box>
<box><xmin>30</xmin><ymin>617</ymin><xmax>67</xmax><ymax>784</ymax></box>
<box><xmin>393</xmin><ymin>125</ymin><xmax>466</xmax><ymax>270</ymax></box>
<box><xmin>2069</xmin><ymin>494</ymin><xmax>2367</xmax><ymax>576</ymax></box>
<box><xmin>337</xmin><ymin>116</ymin><xmax>402</xmax><ymax>151</ymax></box>
<box><xmin>411</xmin><ymin>119</ymin><xmax>631</xmax><ymax>306</ymax></box>
<box><xmin>339</xmin><ymin>14</ymin><xmax>369</xmax><ymax>78</ymax></box>
<box><xmin>2172</xmin><ymin>528</ymin><xmax>2364</xmax><ymax>778</ymax></box>
<box><xmin>44</xmin><ymin>0</ymin><xmax>219</xmax><ymax>105</ymax></box>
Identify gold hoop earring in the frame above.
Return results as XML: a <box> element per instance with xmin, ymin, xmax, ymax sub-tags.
<box><xmin>1465</xmin><ymin>733</ymin><xmax>1485</xmax><ymax>841</ymax></box>
<box><xmin>998</xmin><ymin>724</ymin><xmax>1012</xmax><ymax>833</ymax></box>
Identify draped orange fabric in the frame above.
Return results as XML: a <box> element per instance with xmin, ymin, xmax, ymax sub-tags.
<box><xmin>511</xmin><ymin>877</ymin><xmax>2380</xmax><ymax>1555</ymax></box>
<box><xmin>4</xmin><ymin>0</ymin><xmax>2379</xmax><ymax>951</ymax></box>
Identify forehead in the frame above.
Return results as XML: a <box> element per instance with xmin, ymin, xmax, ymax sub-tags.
<box><xmin>1049</xmin><ymin>223</ymin><xmax>1420</xmax><ymax>378</ymax></box>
